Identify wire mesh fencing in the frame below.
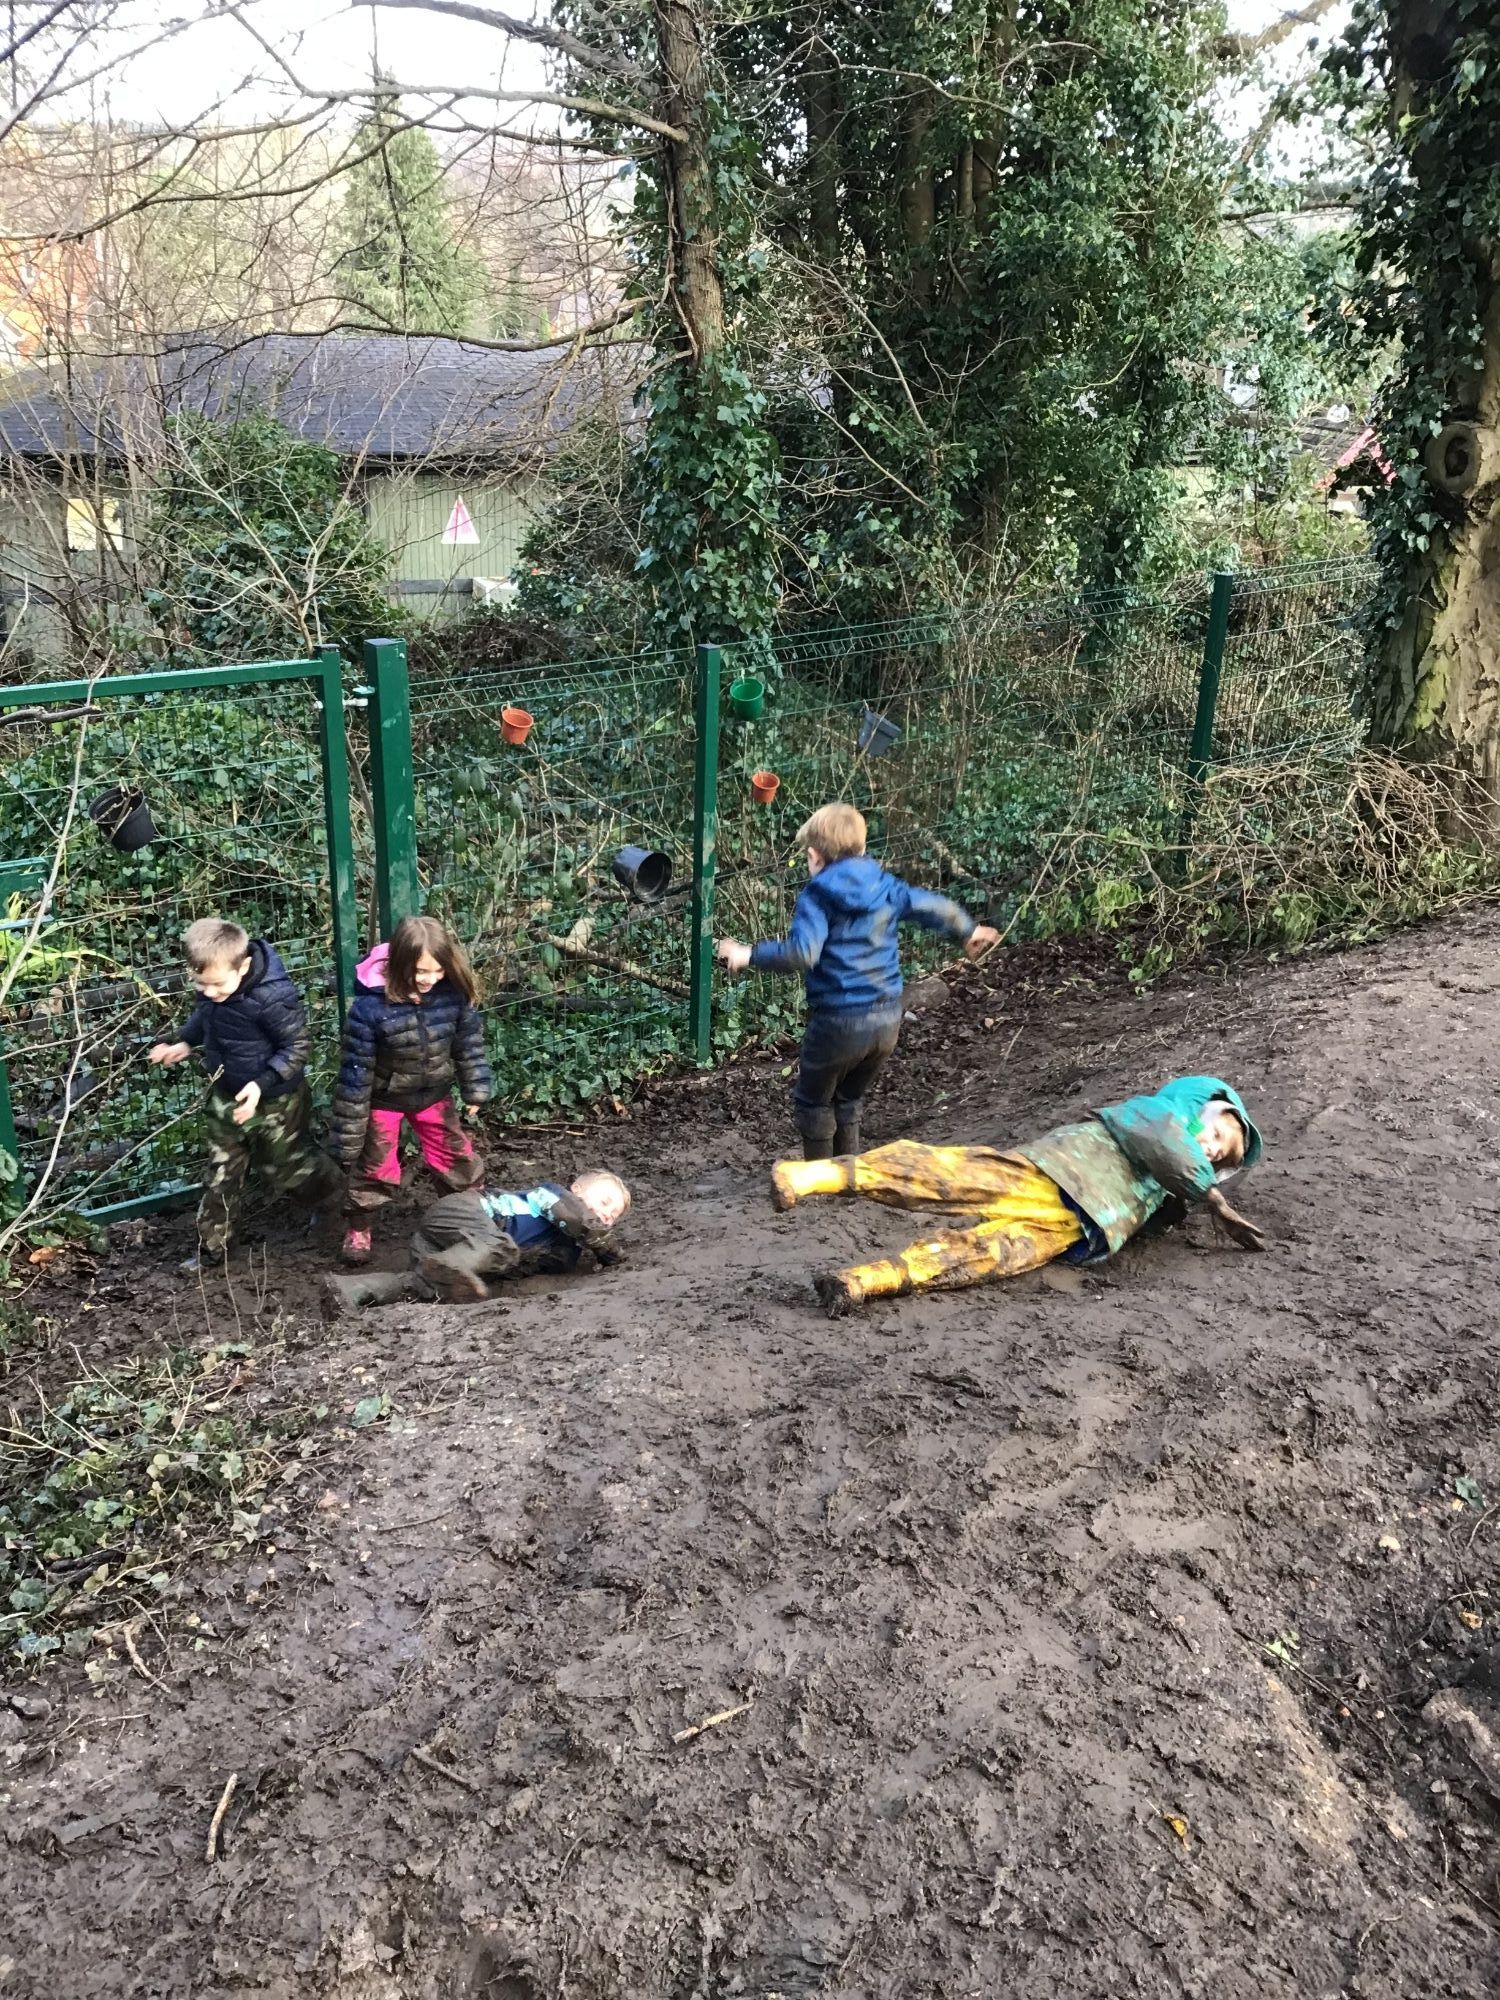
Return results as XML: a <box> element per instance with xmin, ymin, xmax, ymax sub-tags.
<box><xmin>712</xmin><ymin>579</ymin><xmax>1217</xmax><ymax>1046</ymax></box>
<box><xmin>405</xmin><ymin>646</ymin><xmax>700</xmax><ymax>1115</ymax></box>
<box><xmin>0</xmin><ymin>661</ymin><xmax>355</xmax><ymax>1216</ymax></box>
<box><xmin>0</xmin><ymin>557</ymin><xmax>1381</xmax><ymax>1211</ymax></box>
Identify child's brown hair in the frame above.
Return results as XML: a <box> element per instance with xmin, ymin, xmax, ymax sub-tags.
<box><xmin>385</xmin><ymin>914</ymin><xmax>478</xmax><ymax>1005</ymax></box>
<box><xmin>182</xmin><ymin>918</ymin><xmax>250</xmax><ymax>972</ymax></box>
<box><xmin>797</xmin><ymin>803</ymin><xmax>866</xmax><ymax>862</ymax></box>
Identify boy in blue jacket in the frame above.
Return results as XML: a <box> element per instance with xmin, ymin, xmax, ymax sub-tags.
<box><xmin>150</xmin><ymin>918</ymin><xmax>339</xmax><ymax>1268</ymax></box>
<box><xmin>717</xmin><ymin>804</ymin><xmax>998</xmax><ymax>1158</ymax></box>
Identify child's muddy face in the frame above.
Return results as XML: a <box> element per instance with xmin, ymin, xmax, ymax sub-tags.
<box><xmin>196</xmin><ymin>955</ymin><xmax>250</xmax><ymax>1003</ymax></box>
<box><xmin>412</xmin><ymin>951</ymin><xmax>444</xmax><ymax>996</ymax></box>
<box><xmin>591</xmin><ymin>1182</ymin><xmax>629</xmax><ymax>1227</ymax></box>
<box><xmin>1202</xmin><ymin>1110</ymin><xmax>1247</xmax><ymax>1169</ymax></box>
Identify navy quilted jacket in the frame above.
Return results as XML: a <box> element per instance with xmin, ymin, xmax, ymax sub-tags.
<box><xmin>178</xmin><ymin>940</ymin><xmax>309</xmax><ymax>1099</ymax></box>
<box><xmin>329</xmin><ymin>955</ymin><xmax>493</xmax><ymax>1163</ymax></box>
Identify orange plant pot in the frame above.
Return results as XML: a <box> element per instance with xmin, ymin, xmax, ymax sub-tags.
<box><xmin>750</xmin><ymin>770</ymin><xmax>780</xmax><ymax>805</ymax></box>
<box><xmin>500</xmin><ymin>706</ymin><xmax>534</xmax><ymax>746</ymax></box>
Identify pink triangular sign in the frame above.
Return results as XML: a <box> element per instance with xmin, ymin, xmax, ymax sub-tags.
<box><xmin>442</xmin><ymin>497</ymin><xmax>479</xmax><ymax>545</ymax></box>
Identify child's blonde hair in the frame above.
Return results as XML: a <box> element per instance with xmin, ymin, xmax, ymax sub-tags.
<box><xmin>797</xmin><ymin>803</ymin><xmax>866</xmax><ymax>862</ymax></box>
<box><xmin>182</xmin><ymin>918</ymin><xmax>250</xmax><ymax>972</ymax></box>
<box><xmin>572</xmin><ymin>1169</ymin><xmax>631</xmax><ymax>1217</ymax></box>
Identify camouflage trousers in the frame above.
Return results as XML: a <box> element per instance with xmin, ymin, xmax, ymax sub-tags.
<box><xmin>198</xmin><ymin>1080</ymin><xmax>341</xmax><ymax>1255</ymax></box>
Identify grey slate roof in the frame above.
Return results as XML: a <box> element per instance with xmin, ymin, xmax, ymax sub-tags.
<box><xmin>0</xmin><ymin>330</ymin><xmax>643</xmax><ymax>467</ymax></box>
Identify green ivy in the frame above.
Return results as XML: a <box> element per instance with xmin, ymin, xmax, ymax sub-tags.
<box><xmin>1323</xmin><ymin>0</ymin><xmax>1500</xmax><ymax>732</ymax></box>
<box><xmin>142</xmin><ymin>410</ymin><xmax>400</xmax><ymax>666</ymax></box>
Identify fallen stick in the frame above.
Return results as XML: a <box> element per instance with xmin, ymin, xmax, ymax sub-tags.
<box><xmin>673</xmin><ymin>1700</ymin><xmax>752</xmax><ymax>1746</ymax></box>
<box><xmin>546</xmin><ymin>934</ymin><xmax>689</xmax><ymax>1000</ymax></box>
<box><xmin>206</xmin><ymin>1771</ymin><xmax>238</xmax><ymax>1864</ymax></box>
<box><xmin>408</xmin><ymin>1744</ymin><xmax>481</xmax><ymax>1793</ymax></box>
<box><xmin>121</xmin><ymin>1619</ymin><xmax>175</xmax><ymax>1701</ymax></box>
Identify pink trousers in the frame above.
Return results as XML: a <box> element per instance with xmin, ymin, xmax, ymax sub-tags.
<box><xmin>347</xmin><ymin>1098</ymin><xmax>484</xmax><ymax>1216</ymax></box>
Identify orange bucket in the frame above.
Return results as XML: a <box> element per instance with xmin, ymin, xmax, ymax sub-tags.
<box><xmin>750</xmin><ymin>769</ymin><xmax>780</xmax><ymax>805</ymax></box>
<box><xmin>501</xmin><ymin>705</ymin><xmax>534</xmax><ymax>746</ymax></box>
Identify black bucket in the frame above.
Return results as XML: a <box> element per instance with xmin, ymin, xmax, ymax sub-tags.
<box><xmin>88</xmin><ymin>785</ymin><xmax>158</xmax><ymax>852</ymax></box>
<box><xmin>612</xmin><ymin>845</ymin><xmax>673</xmax><ymax>903</ymax></box>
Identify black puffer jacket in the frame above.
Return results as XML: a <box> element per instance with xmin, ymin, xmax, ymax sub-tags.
<box><xmin>179</xmin><ymin>940</ymin><xmax>310</xmax><ymax>1099</ymax></box>
<box><xmin>329</xmin><ymin>958</ymin><xmax>493</xmax><ymax>1164</ymax></box>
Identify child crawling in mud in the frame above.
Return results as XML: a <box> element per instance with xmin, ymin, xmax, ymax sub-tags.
<box><xmin>770</xmin><ymin>1075</ymin><xmax>1264</xmax><ymax>1315</ymax></box>
<box><xmin>320</xmin><ymin>1169</ymin><xmax>631</xmax><ymax>1318</ymax></box>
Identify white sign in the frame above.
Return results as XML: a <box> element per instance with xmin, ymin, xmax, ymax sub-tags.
<box><xmin>442</xmin><ymin>496</ymin><xmax>480</xmax><ymax>545</ymax></box>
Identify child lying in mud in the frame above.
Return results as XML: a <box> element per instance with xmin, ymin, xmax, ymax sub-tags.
<box><xmin>769</xmin><ymin>1076</ymin><xmax>1264</xmax><ymax>1315</ymax></box>
<box><xmin>319</xmin><ymin>1169</ymin><xmax>630</xmax><ymax>1317</ymax></box>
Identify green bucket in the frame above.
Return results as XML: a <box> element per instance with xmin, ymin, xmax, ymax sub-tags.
<box><xmin>729</xmin><ymin>676</ymin><xmax>766</xmax><ymax>721</ymax></box>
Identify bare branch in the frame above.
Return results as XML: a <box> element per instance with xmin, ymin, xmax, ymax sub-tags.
<box><xmin>363</xmin><ymin>0</ymin><xmax>643</xmax><ymax>83</ymax></box>
<box><xmin>1215</xmin><ymin>0</ymin><xmax>1340</xmax><ymax>65</ymax></box>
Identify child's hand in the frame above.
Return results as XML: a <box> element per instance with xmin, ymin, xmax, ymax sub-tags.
<box><xmin>1206</xmin><ymin>1185</ymin><xmax>1266</xmax><ymax>1251</ymax></box>
<box><xmin>717</xmin><ymin>939</ymin><xmax>752</xmax><ymax>974</ymax></box>
<box><xmin>964</xmin><ymin>925</ymin><xmax>1001</xmax><ymax>961</ymax></box>
<box><xmin>232</xmin><ymin>1080</ymin><xmax>262</xmax><ymax>1126</ymax></box>
<box><xmin>148</xmin><ymin>1041</ymin><xmax>191</xmax><ymax>1066</ymax></box>
<box><xmin>462</xmin><ymin>1104</ymin><xmax>480</xmax><ymax>1122</ymax></box>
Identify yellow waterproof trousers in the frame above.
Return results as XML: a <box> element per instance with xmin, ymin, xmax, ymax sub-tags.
<box><xmin>774</xmin><ymin>1140</ymin><xmax>1083</xmax><ymax>1301</ymax></box>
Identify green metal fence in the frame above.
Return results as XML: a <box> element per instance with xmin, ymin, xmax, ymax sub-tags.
<box><xmin>391</xmin><ymin>638</ymin><xmax>702</xmax><ymax>1113</ymax></box>
<box><xmin>0</xmin><ymin>653</ymin><xmax>358</xmax><ymax>1220</ymax></box>
<box><xmin>0</xmin><ymin>556</ymin><xmax>1378</xmax><ymax>1216</ymax></box>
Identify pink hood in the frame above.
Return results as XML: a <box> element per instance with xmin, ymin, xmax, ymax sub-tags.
<box><xmin>356</xmin><ymin>942</ymin><xmax>389</xmax><ymax>991</ymax></box>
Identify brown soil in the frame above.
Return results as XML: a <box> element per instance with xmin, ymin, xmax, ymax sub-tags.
<box><xmin>6</xmin><ymin>914</ymin><xmax>1500</xmax><ymax>1999</ymax></box>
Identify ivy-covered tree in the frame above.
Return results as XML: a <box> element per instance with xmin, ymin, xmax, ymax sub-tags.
<box><xmin>1328</xmin><ymin>0</ymin><xmax>1500</xmax><ymax>797</ymax></box>
<box><xmin>527</xmin><ymin>0</ymin><xmax>1323</xmax><ymax>641</ymax></box>
<box><xmin>143</xmin><ymin>410</ymin><xmax>398</xmax><ymax>663</ymax></box>
<box><xmin>335</xmin><ymin>81</ymin><xmax>490</xmax><ymax>336</ymax></box>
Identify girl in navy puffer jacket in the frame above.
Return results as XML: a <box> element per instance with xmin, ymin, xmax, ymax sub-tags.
<box><xmin>330</xmin><ymin>915</ymin><xmax>494</xmax><ymax>1263</ymax></box>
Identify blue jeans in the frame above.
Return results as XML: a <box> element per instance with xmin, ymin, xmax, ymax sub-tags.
<box><xmin>793</xmin><ymin>1007</ymin><xmax>903</xmax><ymax>1159</ymax></box>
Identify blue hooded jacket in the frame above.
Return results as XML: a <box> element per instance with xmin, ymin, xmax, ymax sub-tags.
<box><xmin>749</xmin><ymin>855</ymin><xmax>976</xmax><ymax>1016</ymax></box>
<box><xmin>178</xmin><ymin>939</ymin><xmax>309</xmax><ymax>1100</ymax></box>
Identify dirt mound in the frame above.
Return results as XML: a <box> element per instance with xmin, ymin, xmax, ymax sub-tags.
<box><xmin>6</xmin><ymin>916</ymin><xmax>1500</xmax><ymax>1997</ymax></box>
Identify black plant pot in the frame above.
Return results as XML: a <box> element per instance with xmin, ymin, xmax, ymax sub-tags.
<box><xmin>612</xmin><ymin>845</ymin><xmax>673</xmax><ymax>903</ymax></box>
<box><xmin>88</xmin><ymin>785</ymin><xmax>158</xmax><ymax>852</ymax></box>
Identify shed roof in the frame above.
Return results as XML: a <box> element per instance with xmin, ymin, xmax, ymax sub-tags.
<box><xmin>0</xmin><ymin>329</ymin><xmax>642</xmax><ymax>467</ymax></box>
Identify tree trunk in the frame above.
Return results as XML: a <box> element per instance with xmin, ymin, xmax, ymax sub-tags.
<box><xmin>1370</xmin><ymin>3</ymin><xmax>1500</xmax><ymax>817</ymax></box>
<box><xmin>653</xmin><ymin>0</ymin><xmax>724</xmax><ymax>361</ymax></box>
<box><xmin>801</xmin><ymin>33</ymin><xmax>841</xmax><ymax>266</ymax></box>
<box><xmin>898</xmin><ymin>91</ymin><xmax>935</xmax><ymax>305</ymax></box>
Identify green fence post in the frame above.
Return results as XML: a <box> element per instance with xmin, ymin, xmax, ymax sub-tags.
<box><xmin>0</xmin><ymin>1046</ymin><xmax>22</xmax><ymax>1196</ymax></box>
<box><xmin>1179</xmin><ymin>570</ymin><xmax>1234</xmax><ymax>857</ymax></box>
<box><xmin>317</xmin><ymin>646</ymin><xmax>360</xmax><ymax>1017</ymax></box>
<box><xmin>363</xmin><ymin>636</ymin><xmax>419</xmax><ymax>935</ymax></box>
<box><xmin>688</xmin><ymin>642</ymin><xmax>723</xmax><ymax>1064</ymax></box>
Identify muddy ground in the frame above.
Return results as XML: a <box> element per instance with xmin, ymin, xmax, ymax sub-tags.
<box><xmin>6</xmin><ymin>914</ymin><xmax>1500</xmax><ymax>1998</ymax></box>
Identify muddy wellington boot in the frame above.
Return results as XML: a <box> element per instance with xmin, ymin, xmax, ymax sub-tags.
<box><xmin>771</xmin><ymin>1158</ymin><xmax>856</xmax><ymax>1212</ymax></box>
<box><xmin>319</xmin><ymin>1270</ymin><xmax>411</xmax><ymax>1321</ymax></box>
<box><xmin>813</xmin><ymin>1269</ymin><xmax>866</xmax><ymax>1318</ymax></box>
<box><xmin>831</xmin><ymin>1115</ymin><xmax>862</xmax><ymax>1161</ymax></box>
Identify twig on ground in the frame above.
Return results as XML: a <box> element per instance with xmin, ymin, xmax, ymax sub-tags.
<box><xmin>121</xmin><ymin>1619</ymin><xmax>176</xmax><ymax>1701</ymax></box>
<box><xmin>673</xmin><ymin>1699</ymin><xmax>752</xmax><ymax>1745</ymax></box>
<box><xmin>206</xmin><ymin>1771</ymin><xmax>238</xmax><ymax>1863</ymax></box>
<box><xmin>408</xmin><ymin>1743</ymin><xmax>481</xmax><ymax>1792</ymax></box>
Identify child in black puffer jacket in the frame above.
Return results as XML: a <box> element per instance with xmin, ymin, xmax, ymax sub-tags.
<box><xmin>329</xmin><ymin>915</ymin><xmax>494</xmax><ymax>1264</ymax></box>
<box><xmin>150</xmin><ymin>918</ymin><xmax>340</xmax><ymax>1269</ymax></box>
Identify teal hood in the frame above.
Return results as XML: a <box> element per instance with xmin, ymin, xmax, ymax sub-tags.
<box><xmin>1099</xmin><ymin>1076</ymin><xmax>1263</xmax><ymax>1179</ymax></box>
<box><xmin>1016</xmin><ymin>1075</ymin><xmax>1262</xmax><ymax>1261</ymax></box>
